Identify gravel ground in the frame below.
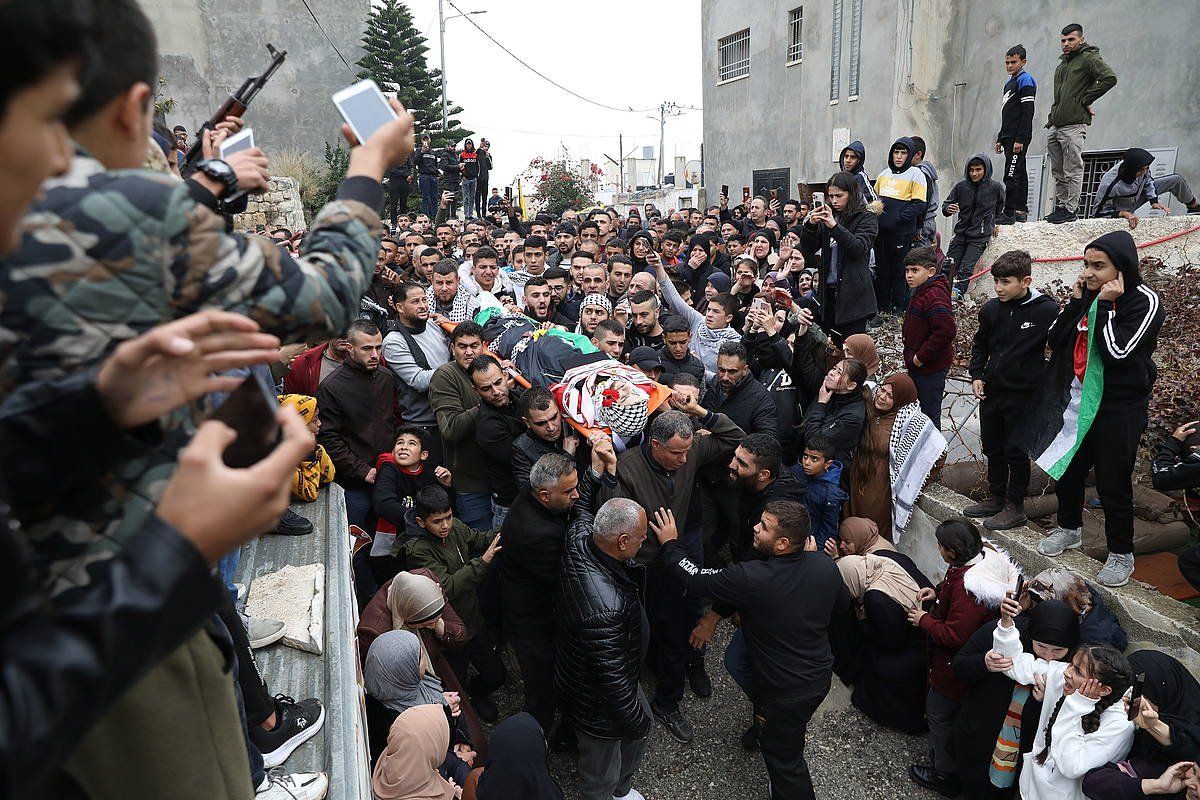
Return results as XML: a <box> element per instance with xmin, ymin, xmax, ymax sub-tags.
<box><xmin>489</xmin><ymin>624</ymin><xmax>942</xmax><ymax>800</ymax></box>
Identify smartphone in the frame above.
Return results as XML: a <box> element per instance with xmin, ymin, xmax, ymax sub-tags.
<box><xmin>1014</xmin><ymin>573</ymin><xmax>1025</xmax><ymax>599</ymax></box>
<box><xmin>742</xmin><ymin>186</ymin><xmax>751</xmax><ymax>204</ymax></box>
<box><xmin>770</xmin><ymin>188</ymin><xmax>779</xmax><ymax>202</ymax></box>
<box><xmin>751</xmin><ymin>298</ymin><xmax>771</xmax><ymax>317</ymax></box>
<box><xmin>332</xmin><ymin>79</ymin><xmax>398</xmax><ymax>145</ymax></box>
<box><xmin>219</xmin><ymin>127</ymin><xmax>255</xmax><ymax>160</ymax></box>
<box><xmin>504</xmin><ymin>186</ymin><xmax>512</xmax><ymax>200</ymax></box>
<box><xmin>813</xmin><ymin>191</ymin><xmax>825</xmax><ymax>208</ymax></box>
<box><xmin>209</xmin><ymin>369</ymin><xmax>282</xmax><ymax>468</ymax></box>
<box><xmin>721</xmin><ymin>184</ymin><xmax>730</xmax><ymax>198</ymax></box>
<box><xmin>1128</xmin><ymin>672</ymin><xmax>1146</xmax><ymax>720</ymax></box>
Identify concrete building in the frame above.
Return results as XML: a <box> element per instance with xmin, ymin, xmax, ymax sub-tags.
<box><xmin>701</xmin><ymin>0</ymin><xmax>1200</xmax><ymax>221</ymax></box>
<box><xmin>142</xmin><ymin>0</ymin><xmax>369</xmax><ymax>158</ymax></box>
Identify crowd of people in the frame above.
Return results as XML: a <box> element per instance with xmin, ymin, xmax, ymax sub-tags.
<box><xmin>3</xmin><ymin>3</ymin><xmax>1200</xmax><ymax>800</ymax></box>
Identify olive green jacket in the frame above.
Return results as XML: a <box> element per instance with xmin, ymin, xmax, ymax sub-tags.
<box><xmin>1046</xmin><ymin>44</ymin><xmax>1117</xmax><ymax>128</ymax></box>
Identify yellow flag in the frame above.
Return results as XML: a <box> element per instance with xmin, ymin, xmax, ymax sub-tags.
<box><xmin>517</xmin><ymin>178</ymin><xmax>527</xmax><ymax>219</ymax></box>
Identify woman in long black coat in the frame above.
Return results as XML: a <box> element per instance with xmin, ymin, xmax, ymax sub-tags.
<box><xmin>952</xmin><ymin>600</ymin><xmax>1080</xmax><ymax>800</ymax></box>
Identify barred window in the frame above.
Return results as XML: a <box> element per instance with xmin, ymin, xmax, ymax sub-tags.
<box><xmin>787</xmin><ymin>7</ymin><xmax>803</xmax><ymax>65</ymax></box>
<box><xmin>848</xmin><ymin>0</ymin><xmax>862</xmax><ymax>99</ymax></box>
<box><xmin>718</xmin><ymin>28</ymin><xmax>751</xmax><ymax>82</ymax></box>
<box><xmin>830</xmin><ymin>0</ymin><xmax>843</xmax><ymax>102</ymax></box>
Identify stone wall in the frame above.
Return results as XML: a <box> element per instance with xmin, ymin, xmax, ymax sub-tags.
<box><xmin>234</xmin><ymin>176</ymin><xmax>305</xmax><ymax>234</ymax></box>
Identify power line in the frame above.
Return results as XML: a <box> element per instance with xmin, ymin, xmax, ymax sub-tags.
<box><xmin>443</xmin><ymin>0</ymin><xmax>657</xmax><ymax>114</ymax></box>
<box><xmin>297</xmin><ymin>0</ymin><xmax>354</xmax><ymax>73</ymax></box>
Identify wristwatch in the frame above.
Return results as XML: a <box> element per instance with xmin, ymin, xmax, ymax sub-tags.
<box><xmin>196</xmin><ymin>158</ymin><xmax>239</xmax><ymax>197</ymax></box>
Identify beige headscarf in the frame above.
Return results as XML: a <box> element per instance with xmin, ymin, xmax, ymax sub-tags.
<box><xmin>839</xmin><ymin>517</ymin><xmax>894</xmax><ymax>555</ymax></box>
<box><xmin>837</xmin><ymin>554</ymin><xmax>920</xmax><ymax>618</ymax></box>
<box><xmin>387</xmin><ymin>573</ymin><xmax>445</xmax><ymax>677</ymax></box>
<box><xmin>843</xmin><ymin>334</ymin><xmax>880</xmax><ymax>375</ymax></box>
<box><xmin>371</xmin><ymin>704</ymin><xmax>456</xmax><ymax>800</ymax></box>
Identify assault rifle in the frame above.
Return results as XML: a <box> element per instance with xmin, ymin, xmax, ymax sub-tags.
<box><xmin>180</xmin><ymin>43</ymin><xmax>287</xmax><ymax>175</ymax></box>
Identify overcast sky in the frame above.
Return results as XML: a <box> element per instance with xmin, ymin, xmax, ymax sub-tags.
<box><xmin>404</xmin><ymin>0</ymin><xmax>704</xmax><ymax>190</ymax></box>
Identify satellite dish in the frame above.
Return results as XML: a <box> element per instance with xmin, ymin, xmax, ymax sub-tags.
<box><xmin>683</xmin><ymin>160</ymin><xmax>702</xmax><ymax>185</ymax></box>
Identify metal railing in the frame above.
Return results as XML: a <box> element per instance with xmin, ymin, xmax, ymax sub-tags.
<box><xmin>718</xmin><ymin>28</ymin><xmax>751</xmax><ymax>82</ymax></box>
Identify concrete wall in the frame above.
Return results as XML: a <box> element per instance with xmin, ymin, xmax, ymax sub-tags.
<box><xmin>701</xmin><ymin>0</ymin><xmax>1200</xmax><ymax>226</ymax></box>
<box><xmin>142</xmin><ymin>0</ymin><xmax>369</xmax><ymax>158</ymax></box>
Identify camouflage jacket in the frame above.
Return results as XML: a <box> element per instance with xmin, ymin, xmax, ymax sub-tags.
<box><xmin>0</xmin><ymin>151</ymin><xmax>383</xmax><ymax>594</ymax></box>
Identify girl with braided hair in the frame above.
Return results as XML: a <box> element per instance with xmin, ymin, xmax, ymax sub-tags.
<box><xmin>988</xmin><ymin>590</ymin><xmax>1135</xmax><ymax>800</ymax></box>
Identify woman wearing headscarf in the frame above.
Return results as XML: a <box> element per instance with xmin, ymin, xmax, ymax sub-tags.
<box><xmin>372</xmin><ymin>704</ymin><xmax>458</xmax><ymax>800</ymax></box>
<box><xmin>834</xmin><ymin>553</ymin><xmax>931</xmax><ymax>733</ymax></box>
<box><xmin>799</xmin><ymin>171</ymin><xmax>881</xmax><ymax>343</ymax></box>
<box><xmin>747</xmin><ymin>229</ymin><xmax>778</xmax><ymax>277</ymax></box>
<box><xmin>842</xmin><ymin>334</ymin><xmax>881</xmax><ymax>386</ymax></box>
<box><xmin>680</xmin><ymin>231</ymin><xmax>719</xmax><ymax>298</ymax></box>
<box><xmin>365</xmin><ymin>631</ymin><xmax>476</xmax><ymax>785</ymax></box>
<box><xmin>1092</xmin><ymin>147</ymin><xmax>1200</xmax><ymax>225</ymax></box>
<box><xmin>829</xmin><ymin>517</ymin><xmax>931</xmax><ymax>593</ymax></box>
<box><xmin>849</xmin><ymin>375</ymin><xmax>927</xmax><ymax>540</ymax></box>
<box><xmin>462</xmin><ymin>713</ymin><xmax>565</xmax><ymax>800</ymax></box>
<box><xmin>952</xmin><ymin>599</ymin><xmax>1081</xmax><ymax>800</ymax></box>
<box><xmin>1082</xmin><ymin>649</ymin><xmax>1200</xmax><ymax>800</ymax></box>
<box><xmin>1023</xmin><ymin>230</ymin><xmax>1165</xmax><ymax>588</ymax></box>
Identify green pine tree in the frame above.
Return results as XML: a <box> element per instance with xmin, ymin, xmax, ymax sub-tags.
<box><xmin>357</xmin><ymin>0</ymin><xmax>472</xmax><ymax>149</ymax></box>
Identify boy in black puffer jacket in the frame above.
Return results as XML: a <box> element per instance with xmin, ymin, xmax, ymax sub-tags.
<box><xmin>941</xmin><ymin>154</ymin><xmax>1006</xmax><ymax>298</ymax></box>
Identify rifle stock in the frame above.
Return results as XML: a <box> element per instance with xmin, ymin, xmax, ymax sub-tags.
<box><xmin>180</xmin><ymin>43</ymin><xmax>287</xmax><ymax>175</ymax></box>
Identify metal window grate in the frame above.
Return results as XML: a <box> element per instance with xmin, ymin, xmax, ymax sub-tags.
<box><xmin>787</xmin><ymin>7</ymin><xmax>804</xmax><ymax>64</ymax></box>
<box><xmin>1078</xmin><ymin>150</ymin><xmax>1124</xmax><ymax>217</ymax></box>
<box><xmin>830</xmin><ymin>0</ymin><xmax>843</xmax><ymax>101</ymax></box>
<box><xmin>847</xmin><ymin>0</ymin><xmax>862</xmax><ymax>98</ymax></box>
<box><xmin>718</xmin><ymin>28</ymin><xmax>751</xmax><ymax>82</ymax></box>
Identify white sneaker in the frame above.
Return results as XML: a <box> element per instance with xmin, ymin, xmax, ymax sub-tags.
<box><xmin>256</xmin><ymin>771</ymin><xmax>328</xmax><ymax>800</ymax></box>
<box><xmin>1097</xmin><ymin>553</ymin><xmax>1135</xmax><ymax>588</ymax></box>
<box><xmin>1037</xmin><ymin>526</ymin><xmax>1082</xmax><ymax>556</ymax></box>
<box><xmin>248</xmin><ymin>617</ymin><xmax>287</xmax><ymax>649</ymax></box>
<box><xmin>614</xmin><ymin>790</ymin><xmax>646</xmax><ymax>800</ymax></box>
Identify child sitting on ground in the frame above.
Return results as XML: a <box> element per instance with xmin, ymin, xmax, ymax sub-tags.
<box><xmin>277</xmin><ymin>393</ymin><xmax>335</xmax><ymax>502</ymax></box>
<box><xmin>371</xmin><ymin>425</ymin><xmax>453</xmax><ymax>585</ymax></box>
<box><xmin>901</xmin><ymin>246</ymin><xmax>956</xmax><ymax>429</ymax></box>
<box><xmin>796</xmin><ymin>435</ymin><xmax>847</xmax><ymax>549</ymax></box>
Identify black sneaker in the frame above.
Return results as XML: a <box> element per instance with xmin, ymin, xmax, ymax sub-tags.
<box><xmin>1044</xmin><ymin>206</ymin><xmax>1066</xmax><ymax>223</ymax></box>
<box><xmin>251</xmin><ymin>695</ymin><xmax>325</xmax><ymax>769</ymax></box>
<box><xmin>650</xmin><ymin>698</ymin><xmax>694</xmax><ymax>744</ymax></box>
<box><xmin>909</xmin><ymin>764</ymin><xmax>962</xmax><ymax>798</ymax></box>
<box><xmin>272</xmin><ymin>508</ymin><xmax>313</xmax><ymax>536</ymax></box>
<box><xmin>687</xmin><ymin>662</ymin><xmax>713</xmax><ymax>698</ymax></box>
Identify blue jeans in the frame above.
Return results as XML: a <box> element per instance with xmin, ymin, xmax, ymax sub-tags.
<box><xmin>724</xmin><ymin>626</ymin><xmax>753</xmax><ymax>699</ymax></box>
<box><xmin>456</xmin><ymin>491</ymin><xmax>493</xmax><ymax>531</ymax></box>
<box><xmin>418</xmin><ymin>174</ymin><xmax>439</xmax><ymax>217</ymax></box>
<box><xmin>491</xmin><ymin>499</ymin><xmax>510</xmax><ymax>529</ymax></box>
<box><xmin>218</xmin><ymin>549</ymin><xmax>240</xmax><ymax>608</ymax></box>
<box><xmin>909</xmin><ymin>369</ymin><xmax>947</xmax><ymax>430</ymax></box>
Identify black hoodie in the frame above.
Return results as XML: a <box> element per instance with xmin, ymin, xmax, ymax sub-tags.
<box><xmin>1044</xmin><ymin>230</ymin><xmax>1165</xmax><ymax>411</ymax></box>
<box><xmin>941</xmin><ymin>153</ymin><xmax>1006</xmax><ymax>241</ymax></box>
<box><xmin>839</xmin><ymin>140</ymin><xmax>878</xmax><ymax>203</ymax></box>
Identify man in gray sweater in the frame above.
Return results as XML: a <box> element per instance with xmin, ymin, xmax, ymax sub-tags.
<box><xmin>383</xmin><ymin>282</ymin><xmax>451</xmax><ymax>465</ymax></box>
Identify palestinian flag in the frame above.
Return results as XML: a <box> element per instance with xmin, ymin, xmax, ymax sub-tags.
<box><xmin>1027</xmin><ymin>298</ymin><xmax>1105</xmax><ymax>479</ymax></box>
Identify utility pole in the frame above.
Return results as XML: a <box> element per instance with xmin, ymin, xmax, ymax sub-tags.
<box><xmin>650</xmin><ymin>101</ymin><xmax>682</xmax><ymax>186</ymax></box>
<box><xmin>618</xmin><ymin>133</ymin><xmax>624</xmax><ymax>193</ymax></box>
<box><xmin>438</xmin><ymin>0</ymin><xmax>447</xmax><ymax>132</ymax></box>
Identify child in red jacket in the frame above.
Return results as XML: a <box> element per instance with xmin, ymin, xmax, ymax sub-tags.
<box><xmin>906</xmin><ymin>518</ymin><xmax>1018</xmax><ymax>797</ymax></box>
<box><xmin>902</xmin><ymin>246</ymin><xmax>957</xmax><ymax>428</ymax></box>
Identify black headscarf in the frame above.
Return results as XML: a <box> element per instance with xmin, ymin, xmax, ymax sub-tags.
<box><xmin>1117</xmin><ymin>148</ymin><xmax>1155</xmax><ymax>185</ymax></box>
<box><xmin>1128</xmin><ymin>649</ymin><xmax>1200</xmax><ymax>762</ymax></box>
<box><xmin>683</xmin><ymin>231</ymin><xmax>718</xmax><ymax>295</ymax></box>
<box><xmin>628</xmin><ymin>229</ymin><xmax>655</xmax><ymax>273</ymax></box>
<box><xmin>1025</xmin><ymin>599</ymin><xmax>1079</xmax><ymax>650</ymax></box>
<box><xmin>476</xmin><ymin>713</ymin><xmax>564</xmax><ymax>800</ymax></box>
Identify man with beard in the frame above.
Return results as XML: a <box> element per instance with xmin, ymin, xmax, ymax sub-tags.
<box><xmin>426</xmin><ymin>259</ymin><xmax>475</xmax><ymax>323</ymax></box>
<box><xmin>383</xmin><ymin>283</ymin><xmax>451</xmax><ymax>464</ymax></box>
<box><xmin>318</xmin><ymin>320</ymin><xmax>398</xmax><ymax>529</ymax></box>
<box><xmin>703</xmin><ymin>342</ymin><xmax>778</xmax><ymax>436</ymax></box>
<box><xmin>543</xmin><ymin>267</ymin><xmax>571</xmax><ymax>321</ymax></box>
<box><xmin>470</xmin><ymin>355</ymin><xmax>525</xmax><ymax>528</ymax></box>
<box><xmin>576</xmin><ymin>293</ymin><xmax>612</xmax><ymax>338</ymax></box>
<box><xmin>649</xmin><ymin>501</ymin><xmax>850</xmax><ymax>800</ymax></box>
<box><xmin>580</xmin><ymin>262</ymin><xmax>610</xmax><ymax>299</ymax></box>
<box><xmin>607</xmin><ymin>254</ymin><xmax>634</xmax><ymax>308</ymax></box>
<box><xmin>522</xmin><ymin>277</ymin><xmax>556</xmax><ymax>324</ymax></box>
<box><xmin>511</xmin><ymin>387</ymin><xmax>581</xmax><ymax>493</ymax></box>
<box><xmin>548</xmin><ymin>223</ymin><xmax>578</xmax><ymax>268</ymax></box>
<box><xmin>624</xmin><ymin>290</ymin><xmax>665</xmax><ymax>352</ymax></box>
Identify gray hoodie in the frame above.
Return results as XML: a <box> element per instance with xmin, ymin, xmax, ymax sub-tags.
<box><xmin>941</xmin><ymin>154</ymin><xmax>1006</xmax><ymax>241</ymax></box>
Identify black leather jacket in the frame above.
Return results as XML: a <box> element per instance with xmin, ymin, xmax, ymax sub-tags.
<box><xmin>0</xmin><ymin>368</ymin><xmax>223</xmax><ymax>797</ymax></box>
<box><xmin>554</xmin><ymin>480</ymin><xmax>650</xmax><ymax>740</ymax></box>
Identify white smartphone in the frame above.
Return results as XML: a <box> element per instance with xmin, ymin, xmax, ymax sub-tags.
<box><xmin>332</xmin><ymin>79</ymin><xmax>397</xmax><ymax>144</ymax></box>
<box><xmin>219</xmin><ymin>127</ymin><xmax>255</xmax><ymax>160</ymax></box>
<box><xmin>813</xmin><ymin>191</ymin><xmax>825</xmax><ymax>208</ymax></box>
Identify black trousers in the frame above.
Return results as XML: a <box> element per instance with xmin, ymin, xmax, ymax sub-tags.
<box><xmin>217</xmin><ymin>597</ymin><xmax>274</xmax><ymax>727</ymax></box>
<box><xmin>873</xmin><ymin>232</ymin><xmax>914</xmax><ymax>314</ymax></box>
<box><xmin>476</xmin><ymin>176</ymin><xmax>489</xmax><ymax>218</ymax></box>
<box><xmin>760</xmin><ymin>688</ymin><xmax>827</xmax><ymax>800</ymax></box>
<box><xmin>1000</xmin><ymin>139</ymin><xmax>1028</xmax><ymax>213</ymax></box>
<box><xmin>386</xmin><ymin>177</ymin><xmax>411</xmax><ymax>228</ymax></box>
<box><xmin>645</xmin><ymin>530</ymin><xmax>705</xmax><ymax>713</ymax></box>
<box><xmin>980</xmin><ymin>390</ymin><xmax>1033</xmax><ymax>503</ymax></box>
<box><xmin>511</xmin><ymin>634</ymin><xmax>556</xmax><ymax>733</ymax></box>
<box><xmin>445</xmin><ymin>628</ymin><xmax>508</xmax><ymax>698</ymax></box>
<box><xmin>1055</xmin><ymin>406</ymin><xmax>1148</xmax><ymax>555</ymax></box>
